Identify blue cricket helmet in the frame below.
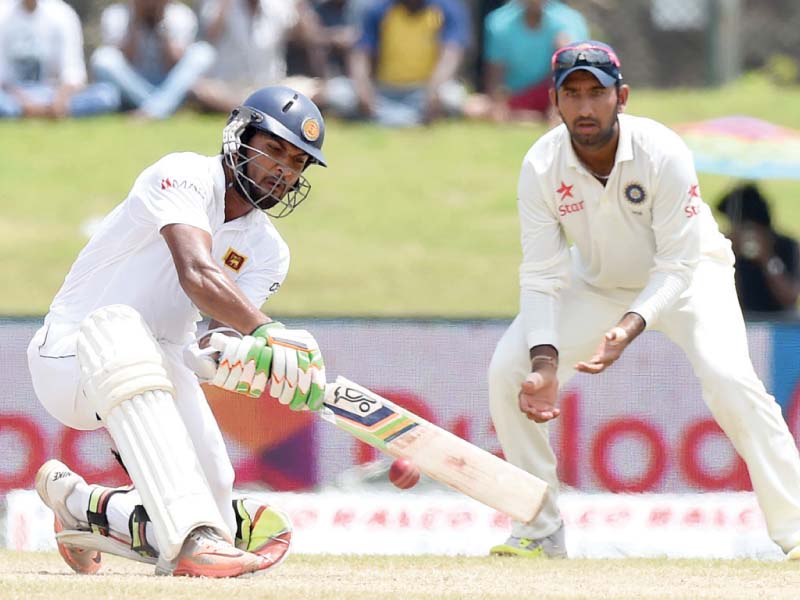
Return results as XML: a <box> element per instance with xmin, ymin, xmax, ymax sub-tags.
<box><xmin>222</xmin><ymin>86</ymin><xmax>327</xmax><ymax>217</ymax></box>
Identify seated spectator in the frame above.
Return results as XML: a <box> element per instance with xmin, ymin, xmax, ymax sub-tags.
<box><xmin>717</xmin><ymin>183</ymin><xmax>800</xmax><ymax>316</ymax></box>
<box><xmin>324</xmin><ymin>0</ymin><xmax>471</xmax><ymax>128</ymax></box>
<box><xmin>192</xmin><ymin>0</ymin><xmax>325</xmax><ymax>114</ymax></box>
<box><xmin>90</xmin><ymin>0</ymin><xmax>215</xmax><ymax>119</ymax></box>
<box><xmin>464</xmin><ymin>0</ymin><xmax>588</xmax><ymax>123</ymax></box>
<box><xmin>471</xmin><ymin>0</ymin><xmax>509</xmax><ymax>93</ymax></box>
<box><xmin>0</xmin><ymin>0</ymin><xmax>120</xmax><ymax>118</ymax></box>
<box><xmin>312</xmin><ymin>0</ymin><xmax>372</xmax><ymax>78</ymax></box>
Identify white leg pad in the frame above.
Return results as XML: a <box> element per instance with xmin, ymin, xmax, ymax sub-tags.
<box><xmin>77</xmin><ymin>305</ymin><xmax>229</xmax><ymax>561</ymax></box>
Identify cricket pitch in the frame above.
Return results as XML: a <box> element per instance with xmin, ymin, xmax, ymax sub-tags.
<box><xmin>1</xmin><ymin>550</ymin><xmax>798</xmax><ymax>599</ymax></box>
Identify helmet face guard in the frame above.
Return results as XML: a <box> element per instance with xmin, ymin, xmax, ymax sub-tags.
<box><xmin>222</xmin><ymin>88</ymin><xmax>326</xmax><ymax>218</ymax></box>
<box><xmin>223</xmin><ymin>107</ymin><xmax>311</xmax><ymax>218</ymax></box>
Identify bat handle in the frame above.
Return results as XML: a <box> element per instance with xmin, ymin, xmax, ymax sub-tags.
<box><xmin>318</xmin><ymin>405</ymin><xmax>336</xmax><ymax>423</ymax></box>
<box><xmin>209</xmin><ymin>332</ymin><xmax>231</xmax><ymax>352</ymax></box>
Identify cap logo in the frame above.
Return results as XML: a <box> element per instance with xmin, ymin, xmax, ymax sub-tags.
<box><xmin>302</xmin><ymin>118</ymin><xmax>320</xmax><ymax>142</ymax></box>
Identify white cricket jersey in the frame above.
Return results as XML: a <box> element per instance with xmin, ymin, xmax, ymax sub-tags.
<box><xmin>517</xmin><ymin>113</ymin><xmax>733</xmax><ymax>349</ymax></box>
<box><xmin>47</xmin><ymin>152</ymin><xmax>290</xmax><ymax>344</ymax></box>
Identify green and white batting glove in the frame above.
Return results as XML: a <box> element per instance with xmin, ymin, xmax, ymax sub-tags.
<box><xmin>211</xmin><ymin>333</ymin><xmax>272</xmax><ymax>399</ymax></box>
<box><xmin>251</xmin><ymin>322</ymin><xmax>326</xmax><ymax>411</ymax></box>
<box><xmin>210</xmin><ymin>324</ymin><xmax>326</xmax><ymax>410</ymax></box>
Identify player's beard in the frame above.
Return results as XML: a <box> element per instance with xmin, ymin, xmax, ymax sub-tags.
<box><xmin>567</xmin><ymin>113</ymin><xmax>619</xmax><ymax>150</ymax></box>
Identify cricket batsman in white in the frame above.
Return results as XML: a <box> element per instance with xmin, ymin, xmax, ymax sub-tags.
<box><xmin>27</xmin><ymin>86</ymin><xmax>329</xmax><ymax>577</ymax></box>
<box><xmin>488</xmin><ymin>41</ymin><xmax>800</xmax><ymax>559</ymax></box>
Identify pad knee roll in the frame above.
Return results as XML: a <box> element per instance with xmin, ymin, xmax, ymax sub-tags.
<box><xmin>77</xmin><ymin>304</ymin><xmax>174</xmax><ymax>418</ymax></box>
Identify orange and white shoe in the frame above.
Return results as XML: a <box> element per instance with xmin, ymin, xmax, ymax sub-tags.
<box><xmin>164</xmin><ymin>526</ymin><xmax>271</xmax><ymax>578</ymax></box>
<box><xmin>233</xmin><ymin>497</ymin><xmax>292</xmax><ymax>569</ymax></box>
<box><xmin>35</xmin><ymin>459</ymin><xmax>102</xmax><ymax>574</ymax></box>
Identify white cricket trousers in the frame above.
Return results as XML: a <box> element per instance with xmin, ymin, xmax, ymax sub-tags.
<box><xmin>26</xmin><ymin>318</ymin><xmax>237</xmax><ymax>538</ymax></box>
<box><xmin>489</xmin><ymin>258</ymin><xmax>800</xmax><ymax>552</ymax></box>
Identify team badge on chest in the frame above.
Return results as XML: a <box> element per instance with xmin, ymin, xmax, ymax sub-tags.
<box><xmin>624</xmin><ymin>182</ymin><xmax>647</xmax><ymax>204</ymax></box>
<box><xmin>223</xmin><ymin>247</ymin><xmax>248</xmax><ymax>272</ymax></box>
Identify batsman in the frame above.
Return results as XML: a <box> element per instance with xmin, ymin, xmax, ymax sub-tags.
<box><xmin>488</xmin><ymin>41</ymin><xmax>800</xmax><ymax>559</ymax></box>
<box><xmin>27</xmin><ymin>86</ymin><xmax>329</xmax><ymax>577</ymax></box>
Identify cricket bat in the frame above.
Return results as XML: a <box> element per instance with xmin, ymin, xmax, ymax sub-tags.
<box><xmin>207</xmin><ymin>333</ymin><xmax>547</xmax><ymax>522</ymax></box>
<box><xmin>322</xmin><ymin>376</ymin><xmax>548</xmax><ymax>523</ymax></box>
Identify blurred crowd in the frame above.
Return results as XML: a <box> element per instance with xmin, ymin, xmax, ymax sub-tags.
<box><xmin>2</xmin><ymin>0</ymin><xmax>798</xmax><ymax>317</ymax></box>
<box><xmin>0</xmin><ymin>0</ymin><xmax>589</xmax><ymax>123</ymax></box>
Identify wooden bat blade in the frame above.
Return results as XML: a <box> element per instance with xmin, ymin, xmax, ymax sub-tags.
<box><xmin>322</xmin><ymin>376</ymin><xmax>548</xmax><ymax>523</ymax></box>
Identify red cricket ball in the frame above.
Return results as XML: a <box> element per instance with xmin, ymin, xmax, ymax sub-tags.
<box><xmin>388</xmin><ymin>458</ymin><xmax>421</xmax><ymax>490</ymax></box>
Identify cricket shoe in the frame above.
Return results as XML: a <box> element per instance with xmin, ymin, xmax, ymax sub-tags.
<box><xmin>35</xmin><ymin>459</ymin><xmax>102</xmax><ymax>574</ymax></box>
<box><xmin>489</xmin><ymin>523</ymin><xmax>567</xmax><ymax>558</ymax></box>
<box><xmin>158</xmin><ymin>526</ymin><xmax>272</xmax><ymax>578</ymax></box>
<box><xmin>232</xmin><ymin>497</ymin><xmax>293</xmax><ymax>570</ymax></box>
<box><xmin>788</xmin><ymin>545</ymin><xmax>800</xmax><ymax>560</ymax></box>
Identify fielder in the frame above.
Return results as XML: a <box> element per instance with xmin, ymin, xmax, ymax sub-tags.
<box><xmin>488</xmin><ymin>41</ymin><xmax>800</xmax><ymax>559</ymax></box>
<box><xmin>27</xmin><ymin>86</ymin><xmax>328</xmax><ymax>577</ymax></box>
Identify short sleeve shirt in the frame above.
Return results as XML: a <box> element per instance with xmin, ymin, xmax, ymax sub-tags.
<box><xmin>48</xmin><ymin>153</ymin><xmax>290</xmax><ymax>344</ymax></box>
<box><xmin>358</xmin><ymin>0</ymin><xmax>470</xmax><ymax>86</ymax></box>
<box><xmin>484</xmin><ymin>0</ymin><xmax>589</xmax><ymax>92</ymax></box>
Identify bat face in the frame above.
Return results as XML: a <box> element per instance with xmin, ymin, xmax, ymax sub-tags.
<box><xmin>323</xmin><ymin>377</ymin><xmax>548</xmax><ymax>523</ymax></box>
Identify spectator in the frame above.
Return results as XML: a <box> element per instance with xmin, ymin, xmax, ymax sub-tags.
<box><xmin>312</xmin><ymin>0</ymin><xmax>372</xmax><ymax>78</ymax></box>
<box><xmin>90</xmin><ymin>0</ymin><xmax>215</xmax><ymax>119</ymax></box>
<box><xmin>0</xmin><ymin>0</ymin><xmax>120</xmax><ymax>118</ymax></box>
<box><xmin>471</xmin><ymin>0</ymin><xmax>507</xmax><ymax>93</ymax></box>
<box><xmin>717</xmin><ymin>182</ymin><xmax>800</xmax><ymax>316</ymax></box>
<box><xmin>465</xmin><ymin>0</ymin><xmax>588</xmax><ymax>123</ymax></box>
<box><xmin>324</xmin><ymin>0</ymin><xmax>471</xmax><ymax>127</ymax></box>
<box><xmin>193</xmin><ymin>0</ymin><xmax>326</xmax><ymax>114</ymax></box>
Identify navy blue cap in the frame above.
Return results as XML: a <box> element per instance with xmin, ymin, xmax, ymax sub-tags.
<box><xmin>552</xmin><ymin>41</ymin><xmax>623</xmax><ymax>89</ymax></box>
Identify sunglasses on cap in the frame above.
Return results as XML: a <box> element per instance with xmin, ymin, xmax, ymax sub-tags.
<box><xmin>552</xmin><ymin>44</ymin><xmax>621</xmax><ymax>70</ymax></box>
<box><xmin>552</xmin><ymin>42</ymin><xmax>623</xmax><ymax>89</ymax></box>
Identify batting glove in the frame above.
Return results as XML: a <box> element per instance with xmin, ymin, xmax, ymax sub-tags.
<box><xmin>210</xmin><ymin>324</ymin><xmax>326</xmax><ymax>411</ymax></box>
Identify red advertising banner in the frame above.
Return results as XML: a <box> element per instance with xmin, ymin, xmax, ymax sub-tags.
<box><xmin>1</xmin><ymin>318</ymin><xmax>773</xmax><ymax>494</ymax></box>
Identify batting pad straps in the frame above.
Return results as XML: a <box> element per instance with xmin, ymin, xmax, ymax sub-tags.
<box><xmin>87</xmin><ymin>486</ymin><xmax>130</xmax><ymax>537</ymax></box>
<box><xmin>233</xmin><ymin>499</ymin><xmax>252</xmax><ymax>550</ymax></box>
<box><xmin>129</xmin><ymin>504</ymin><xmax>158</xmax><ymax>559</ymax></box>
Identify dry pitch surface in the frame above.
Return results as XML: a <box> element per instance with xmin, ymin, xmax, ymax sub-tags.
<box><xmin>1</xmin><ymin>550</ymin><xmax>798</xmax><ymax>600</ymax></box>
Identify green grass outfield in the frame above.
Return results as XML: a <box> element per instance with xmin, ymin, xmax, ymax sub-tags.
<box><xmin>2</xmin><ymin>74</ymin><xmax>799</xmax><ymax>318</ymax></box>
<box><xmin>2</xmin><ymin>551</ymin><xmax>799</xmax><ymax>600</ymax></box>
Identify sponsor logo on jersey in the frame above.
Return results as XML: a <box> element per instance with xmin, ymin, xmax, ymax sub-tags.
<box><xmin>556</xmin><ymin>181</ymin><xmax>574</xmax><ymax>202</ymax></box>
<box><xmin>160</xmin><ymin>178</ymin><xmax>203</xmax><ymax>196</ymax></box>
<box><xmin>685</xmin><ymin>183</ymin><xmax>702</xmax><ymax>217</ymax></box>
<box><xmin>624</xmin><ymin>182</ymin><xmax>647</xmax><ymax>204</ymax></box>
<box><xmin>301</xmin><ymin>118</ymin><xmax>320</xmax><ymax>142</ymax></box>
<box><xmin>556</xmin><ymin>181</ymin><xmax>584</xmax><ymax>216</ymax></box>
<box><xmin>223</xmin><ymin>247</ymin><xmax>248</xmax><ymax>272</ymax></box>
<box><xmin>559</xmin><ymin>200</ymin><xmax>585</xmax><ymax>217</ymax></box>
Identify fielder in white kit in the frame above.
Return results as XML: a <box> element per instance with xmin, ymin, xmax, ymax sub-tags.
<box><xmin>488</xmin><ymin>41</ymin><xmax>800</xmax><ymax>559</ymax></box>
<box><xmin>27</xmin><ymin>86</ymin><xmax>328</xmax><ymax>577</ymax></box>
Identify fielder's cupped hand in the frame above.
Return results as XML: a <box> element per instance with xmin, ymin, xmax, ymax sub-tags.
<box><xmin>575</xmin><ymin>326</ymin><xmax>629</xmax><ymax>374</ymax></box>
<box><xmin>210</xmin><ymin>323</ymin><xmax>326</xmax><ymax>411</ymax></box>
<box><xmin>518</xmin><ymin>369</ymin><xmax>560</xmax><ymax>423</ymax></box>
